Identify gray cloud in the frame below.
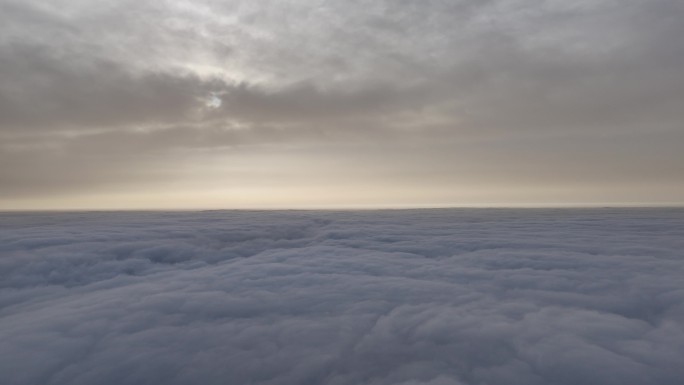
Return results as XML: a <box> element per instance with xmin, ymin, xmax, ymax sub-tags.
<box><xmin>1</xmin><ymin>209</ymin><xmax>684</xmax><ymax>384</ymax></box>
<box><xmin>0</xmin><ymin>0</ymin><xmax>683</xmax><ymax>205</ymax></box>
<box><xmin>0</xmin><ymin>44</ymin><xmax>225</xmax><ymax>132</ymax></box>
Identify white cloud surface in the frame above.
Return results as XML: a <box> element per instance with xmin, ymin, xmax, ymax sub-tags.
<box><xmin>1</xmin><ymin>208</ymin><xmax>683</xmax><ymax>384</ymax></box>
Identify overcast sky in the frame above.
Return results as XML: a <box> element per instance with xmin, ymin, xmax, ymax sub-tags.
<box><xmin>1</xmin><ymin>0</ymin><xmax>683</xmax><ymax>209</ymax></box>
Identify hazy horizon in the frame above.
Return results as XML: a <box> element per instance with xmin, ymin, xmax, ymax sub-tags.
<box><xmin>2</xmin><ymin>0</ymin><xmax>683</xmax><ymax>209</ymax></box>
<box><xmin>3</xmin><ymin>202</ymin><xmax>684</xmax><ymax>212</ymax></box>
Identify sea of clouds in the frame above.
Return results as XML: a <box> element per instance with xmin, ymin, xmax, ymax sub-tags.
<box><xmin>1</xmin><ymin>208</ymin><xmax>683</xmax><ymax>385</ymax></box>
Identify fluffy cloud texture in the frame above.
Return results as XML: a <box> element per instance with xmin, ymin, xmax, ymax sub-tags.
<box><xmin>1</xmin><ymin>209</ymin><xmax>683</xmax><ymax>384</ymax></box>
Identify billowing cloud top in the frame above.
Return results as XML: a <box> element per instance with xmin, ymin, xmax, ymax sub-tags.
<box><xmin>1</xmin><ymin>0</ymin><xmax>683</xmax><ymax>208</ymax></box>
<box><xmin>1</xmin><ymin>208</ymin><xmax>684</xmax><ymax>384</ymax></box>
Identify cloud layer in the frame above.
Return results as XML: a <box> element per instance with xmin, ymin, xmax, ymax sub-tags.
<box><xmin>1</xmin><ymin>209</ymin><xmax>683</xmax><ymax>384</ymax></box>
<box><xmin>1</xmin><ymin>0</ymin><xmax>683</xmax><ymax>207</ymax></box>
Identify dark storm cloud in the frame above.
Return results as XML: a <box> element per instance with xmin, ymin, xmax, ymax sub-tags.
<box><xmin>1</xmin><ymin>209</ymin><xmax>684</xmax><ymax>384</ymax></box>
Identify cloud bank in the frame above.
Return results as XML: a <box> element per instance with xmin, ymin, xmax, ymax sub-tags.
<box><xmin>1</xmin><ymin>208</ymin><xmax>683</xmax><ymax>384</ymax></box>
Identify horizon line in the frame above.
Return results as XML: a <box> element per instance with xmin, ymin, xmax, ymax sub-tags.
<box><xmin>2</xmin><ymin>202</ymin><xmax>684</xmax><ymax>213</ymax></box>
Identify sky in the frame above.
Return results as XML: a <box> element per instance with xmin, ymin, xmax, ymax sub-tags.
<box><xmin>1</xmin><ymin>0</ymin><xmax>683</xmax><ymax>209</ymax></box>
